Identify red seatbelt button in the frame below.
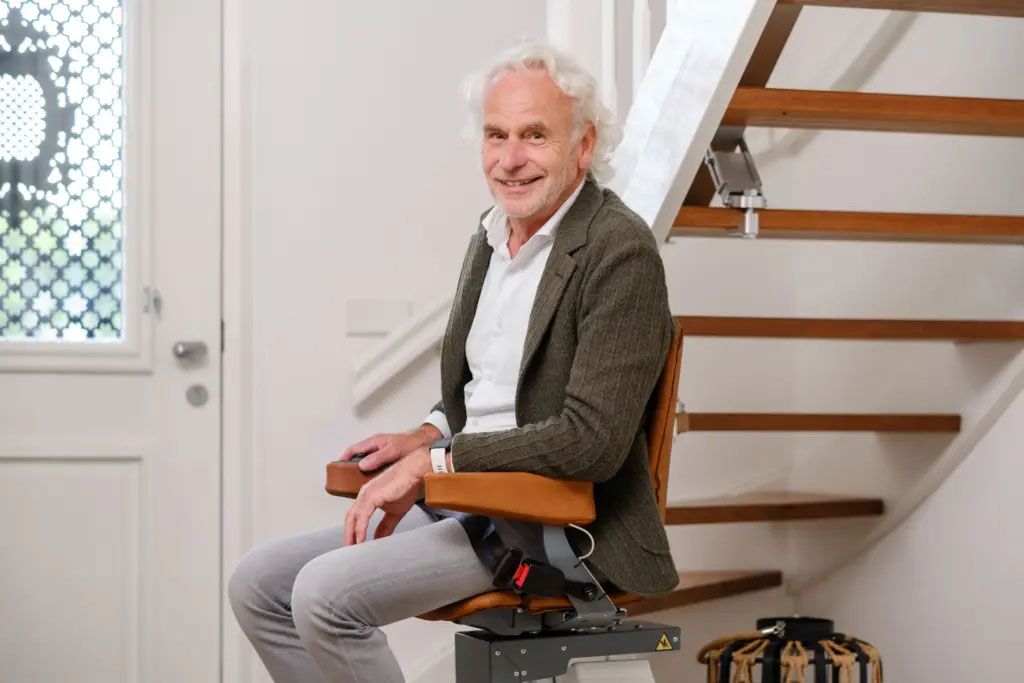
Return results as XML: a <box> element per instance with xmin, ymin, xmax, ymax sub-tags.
<box><xmin>512</xmin><ymin>563</ymin><xmax>531</xmax><ymax>588</ymax></box>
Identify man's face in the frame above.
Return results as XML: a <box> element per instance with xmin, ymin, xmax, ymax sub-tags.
<box><xmin>481</xmin><ymin>68</ymin><xmax>593</xmax><ymax>222</ymax></box>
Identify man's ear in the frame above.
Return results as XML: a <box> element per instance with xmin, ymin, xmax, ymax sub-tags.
<box><xmin>577</xmin><ymin>122</ymin><xmax>597</xmax><ymax>173</ymax></box>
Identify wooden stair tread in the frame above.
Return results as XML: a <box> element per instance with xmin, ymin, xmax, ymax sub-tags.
<box><xmin>666</xmin><ymin>492</ymin><xmax>885</xmax><ymax>524</ymax></box>
<box><xmin>672</xmin><ymin>206</ymin><xmax>1024</xmax><ymax>244</ymax></box>
<box><xmin>723</xmin><ymin>87</ymin><xmax>1024</xmax><ymax>136</ymax></box>
<box><xmin>629</xmin><ymin>570</ymin><xmax>784</xmax><ymax>616</ymax></box>
<box><xmin>678</xmin><ymin>412</ymin><xmax>960</xmax><ymax>432</ymax></box>
<box><xmin>674</xmin><ymin>315</ymin><xmax>1024</xmax><ymax>340</ymax></box>
<box><xmin>777</xmin><ymin>0</ymin><xmax>1024</xmax><ymax>18</ymax></box>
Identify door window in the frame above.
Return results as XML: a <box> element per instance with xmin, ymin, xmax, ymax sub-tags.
<box><xmin>1</xmin><ymin>1</ymin><xmax>123</xmax><ymax>341</ymax></box>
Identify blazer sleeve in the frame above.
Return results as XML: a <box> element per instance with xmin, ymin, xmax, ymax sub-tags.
<box><xmin>449</xmin><ymin>231</ymin><xmax>672</xmax><ymax>483</ymax></box>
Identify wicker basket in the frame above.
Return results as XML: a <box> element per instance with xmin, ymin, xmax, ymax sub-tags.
<box><xmin>697</xmin><ymin>617</ymin><xmax>882</xmax><ymax>683</ymax></box>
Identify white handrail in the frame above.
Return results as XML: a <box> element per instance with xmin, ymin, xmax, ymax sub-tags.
<box><xmin>352</xmin><ymin>296</ymin><xmax>452</xmax><ymax>407</ymax></box>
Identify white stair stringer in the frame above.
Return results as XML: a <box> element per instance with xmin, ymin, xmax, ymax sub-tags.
<box><xmin>610</xmin><ymin>0</ymin><xmax>776</xmax><ymax>242</ymax></box>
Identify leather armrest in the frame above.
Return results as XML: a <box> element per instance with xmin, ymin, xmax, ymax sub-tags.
<box><xmin>325</xmin><ymin>461</ymin><xmax>381</xmax><ymax>499</ymax></box>
<box><xmin>424</xmin><ymin>472</ymin><xmax>595</xmax><ymax>525</ymax></box>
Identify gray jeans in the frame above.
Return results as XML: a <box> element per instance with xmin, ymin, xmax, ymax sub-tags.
<box><xmin>228</xmin><ymin>505</ymin><xmax>495</xmax><ymax>683</ymax></box>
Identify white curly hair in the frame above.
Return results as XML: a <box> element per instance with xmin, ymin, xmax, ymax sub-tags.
<box><xmin>461</xmin><ymin>38</ymin><xmax>620</xmax><ymax>185</ymax></box>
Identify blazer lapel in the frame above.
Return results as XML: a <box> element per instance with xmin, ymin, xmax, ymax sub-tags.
<box><xmin>517</xmin><ymin>180</ymin><xmax>604</xmax><ymax>388</ymax></box>
<box><xmin>518</xmin><ymin>253</ymin><xmax>575</xmax><ymax>386</ymax></box>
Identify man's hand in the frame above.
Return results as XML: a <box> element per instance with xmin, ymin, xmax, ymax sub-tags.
<box><xmin>338</xmin><ymin>424</ymin><xmax>441</xmax><ymax>472</ymax></box>
<box><xmin>344</xmin><ymin>447</ymin><xmax>433</xmax><ymax>545</ymax></box>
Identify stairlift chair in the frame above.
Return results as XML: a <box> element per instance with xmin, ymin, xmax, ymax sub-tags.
<box><xmin>325</xmin><ymin>320</ymin><xmax>684</xmax><ymax>682</ymax></box>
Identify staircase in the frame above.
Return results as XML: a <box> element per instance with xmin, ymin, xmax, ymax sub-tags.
<box><xmin>347</xmin><ymin>0</ymin><xmax>1024</xmax><ymax>622</ymax></box>
<box><xmin>612</xmin><ymin>0</ymin><xmax>1024</xmax><ymax>616</ymax></box>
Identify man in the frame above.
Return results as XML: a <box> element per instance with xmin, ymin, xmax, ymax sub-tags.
<box><xmin>229</xmin><ymin>40</ymin><xmax>676</xmax><ymax>683</ymax></box>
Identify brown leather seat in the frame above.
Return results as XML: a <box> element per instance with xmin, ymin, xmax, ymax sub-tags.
<box><xmin>326</xmin><ymin>319</ymin><xmax>684</xmax><ymax>622</ymax></box>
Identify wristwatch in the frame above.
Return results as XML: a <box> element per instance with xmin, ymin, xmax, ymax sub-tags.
<box><xmin>429</xmin><ymin>438</ymin><xmax>453</xmax><ymax>474</ymax></box>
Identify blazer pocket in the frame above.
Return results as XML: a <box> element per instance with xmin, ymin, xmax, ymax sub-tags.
<box><xmin>625</xmin><ymin>521</ymin><xmax>672</xmax><ymax>555</ymax></box>
<box><xmin>618</xmin><ymin>497</ymin><xmax>672</xmax><ymax>555</ymax></box>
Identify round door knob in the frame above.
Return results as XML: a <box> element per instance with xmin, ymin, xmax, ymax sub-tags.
<box><xmin>186</xmin><ymin>384</ymin><xmax>209</xmax><ymax>407</ymax></box>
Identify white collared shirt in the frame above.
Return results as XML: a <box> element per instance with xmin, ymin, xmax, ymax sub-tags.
<box><xmin>424</xmin><ymin>180</ymin><xmax>586</xmax><ymax>453</ymax></box>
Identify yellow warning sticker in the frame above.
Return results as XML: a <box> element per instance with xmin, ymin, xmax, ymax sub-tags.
<box><xmin>656</xmin><ymin>633</ymin><xmax>674</xmax><ymax>651</ymax></box>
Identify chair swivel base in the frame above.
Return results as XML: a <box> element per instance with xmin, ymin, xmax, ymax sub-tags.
<box><xmin>454</xmin><ymin>620</ymin><xmax>681</xmax><ymax>683</ymax></box>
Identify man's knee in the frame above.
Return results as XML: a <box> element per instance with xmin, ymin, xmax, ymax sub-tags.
<box><xmin>228</xmin><ymin>545</ymin><xmax>286</xmax><ymax>624</ymax></box>
<box><xmin>291</xmin><ymin>552</ymin><xmax>370</xmax><ymax>638</ymax></box>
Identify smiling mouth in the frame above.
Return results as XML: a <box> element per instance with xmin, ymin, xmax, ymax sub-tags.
<box><xmin>496</xmin><ymin>177</ymin><xmax>542</xmax><ymax>188</ymax></box>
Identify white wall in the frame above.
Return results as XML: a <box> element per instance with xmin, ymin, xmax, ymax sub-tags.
<box><xmin>797</xmin><ymin>379</ymin><xmax>1024</xmax><ymax>681</ymax></box>
<box><xmin>235</xmin><ymin>2</ymin><xmax>1024</xmax><ymax>682</ymax></box>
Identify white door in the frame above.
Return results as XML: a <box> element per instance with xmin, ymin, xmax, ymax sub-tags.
<box><xmin>0</xmin><ymin>1</ymin><xmax>222</xmax><ymax>681</ymax></box>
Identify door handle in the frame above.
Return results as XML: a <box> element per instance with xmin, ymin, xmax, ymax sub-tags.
<box><xmin>172</xmin><ymin>341</ymin><xmax>208</xmax><ymax>360</ymax></box>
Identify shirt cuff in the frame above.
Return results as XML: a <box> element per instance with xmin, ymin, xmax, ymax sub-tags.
<box><xmin>422</xmin><ymin>410</ymin><xmax>452</xmax><ymax>440</ymax></box>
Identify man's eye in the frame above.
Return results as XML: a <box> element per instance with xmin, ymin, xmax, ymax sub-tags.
<box><xmin>486</xmin><ymin>131</ymin><xmax>505</xmax><ymax>140</ymax></box>
<box><xmin>529</xmin><ymin>132</ymin><xmax>545</xmax><ymax>141</ymax></box>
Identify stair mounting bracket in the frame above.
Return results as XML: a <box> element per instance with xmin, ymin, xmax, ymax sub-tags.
<box><xmin>703</xmin><ymin>133</ymin><xmax>766</xmax><ymax>239</ymax></box>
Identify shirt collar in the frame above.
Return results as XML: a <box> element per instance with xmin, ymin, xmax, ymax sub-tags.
<box><xmin>482</xmin><ymin>179</ymin><xmax>587</xmax><ymax>250</ymax></box>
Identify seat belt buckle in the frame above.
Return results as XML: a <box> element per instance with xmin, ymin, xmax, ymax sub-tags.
<box><xmin>512</xmin><ymin>562</ymin><xmax>533</xmax><ymax>590</ymax></box>
<box><xmin>491</xmin><ymin>547</ymin><xmax>593</xmax><ymax>599</ymax></box>
<box><xmin>491</xmin><ymin>548</ymin><xmax>525</xmax><ymax>590</ymax></box>
<box><xmin>510</xmin><ymin>559</ymin><xmax>566</xmax><ymax>598</ymax></box>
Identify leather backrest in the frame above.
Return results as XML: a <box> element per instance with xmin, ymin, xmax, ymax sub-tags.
<box><xmin>645</xmin><ymin>318</ymin><xmax>684</xmax><ymax>522</ymax></box>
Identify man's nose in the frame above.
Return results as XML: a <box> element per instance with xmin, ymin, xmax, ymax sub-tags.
<box><xmin>499</xmin><ymin>138</ymin><xmax>527</xmax><ymax>171</ymax></box>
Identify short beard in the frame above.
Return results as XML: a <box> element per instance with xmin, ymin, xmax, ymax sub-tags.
<box><xmin>499</xmin><ymin>160</ymin><xmax>578</xmax><ymax>219</ymax></box>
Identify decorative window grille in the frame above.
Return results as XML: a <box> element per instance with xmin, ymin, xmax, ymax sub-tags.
<box><xmin>0</xmin><ymin>1</ymin><xmax>124</xmax><ymax>341</ymax></box>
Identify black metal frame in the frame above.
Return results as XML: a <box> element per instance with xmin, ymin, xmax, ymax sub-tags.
<box><xmin>454</xmin><ymin>620</ymin><xmax>681</xmax><ymax>683</ymax></box>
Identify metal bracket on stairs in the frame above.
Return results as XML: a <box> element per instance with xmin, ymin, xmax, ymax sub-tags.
<box><xmin>703</xmin><ymin>130</ymin><xmax>766</xmax><ymax>239</ymax></box>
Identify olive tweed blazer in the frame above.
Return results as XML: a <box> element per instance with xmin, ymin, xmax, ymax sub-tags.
<box><xmin>432</xmin><ymin>179</ymin><xmax>678</xmax><ymax>596</ymax></box>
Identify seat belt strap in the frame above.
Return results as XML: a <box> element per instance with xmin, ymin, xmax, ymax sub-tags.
<box><xmin>456</xmin><ymin>513</ymin><xmax>600</xmax><ymax>601</ymax></box>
